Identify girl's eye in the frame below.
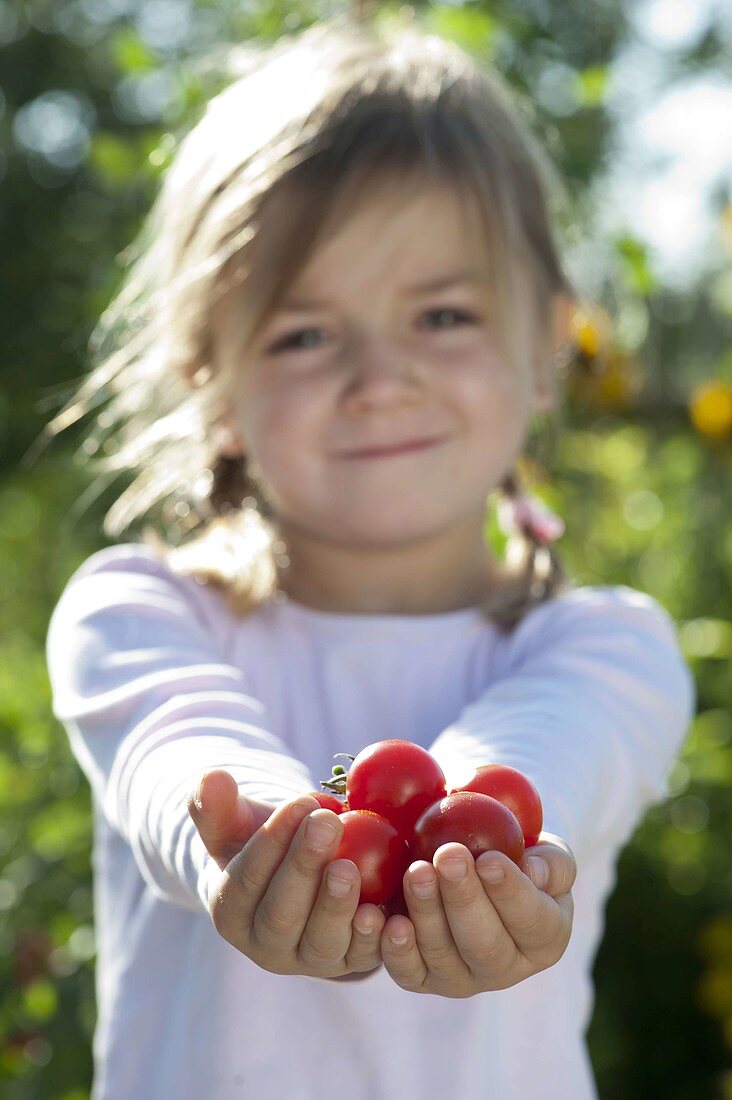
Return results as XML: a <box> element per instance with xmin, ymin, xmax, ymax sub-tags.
<box><xmin>269</xmin><ymin>328</ymin><xmax>326</xmax><ymax>353</ymax></box>
<box><xmin>423</xmin><ymin>307</ymin><xmax>476</xmax><ymax>330</ymax></box>
<box><xmin>267</xmin><ymin>308</ymin><xmax>477</xmax><ymax>354</ymax></box>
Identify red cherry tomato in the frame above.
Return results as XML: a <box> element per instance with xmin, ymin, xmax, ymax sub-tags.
<box><xmin>345</xmin><ymin>739</ymin><xmax>447</xmax><ymax>839</ymax></box>
<box><xmin>452</xmin><ymin>765</ymin><xmax>543</xmax><ymax>848</ymax></box>
<box><xmin>333</xmin><ymin>810</ymin><xmax>410</xmax><ymax>906</ymax></box>
<box><xmin>380</xmin><ymin>885</ymin><xmax>409</xmax><ymax>920</ymax></box>
<box><xmin>308</xmin><ymin>791</ymin><xmax>348</xmax><ymax>814</ymax></box>
<box><xmin>411</xmin><ymin>791</ymin><xmax>525</xmax><ymax>866</ymax></box>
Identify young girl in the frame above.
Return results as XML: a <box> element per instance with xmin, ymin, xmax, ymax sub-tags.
<box><xmin>44</xmin><ymin>12</ymin><xmax>695</xmax><ymax>1099</ymax></box>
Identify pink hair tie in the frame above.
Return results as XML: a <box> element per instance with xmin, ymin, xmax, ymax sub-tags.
<box><xmin>496</xmin><ymin>492</ymin><xmax>565</xmax><ymax>544</ymax></box>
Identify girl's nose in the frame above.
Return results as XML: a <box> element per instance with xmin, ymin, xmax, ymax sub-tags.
<box><xmin>341</xmin><ymin>335</ymin><xmax>426</xmax><ymax>409</ymax></box>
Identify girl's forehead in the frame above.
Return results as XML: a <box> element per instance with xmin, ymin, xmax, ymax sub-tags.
<box><xmin>288</xmin><ymin>179</ymin><xmax>492</xmax><ymax>290</ymax></box>
<box><xmin>323</xmin><ymin>174</ymin><xmax>483</xmax><ymax>242</ymax></box>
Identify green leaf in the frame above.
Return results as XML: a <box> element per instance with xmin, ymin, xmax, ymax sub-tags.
<box><xmin>109</xmin><ymin>28</ymin><xmax>157</xmax><ymax>75</ymax></box>
<box><xmin>573</xmin><ymin>65</ymin><xmax>609</xmax><ymax>108</ymax></box>
<box><xmin>29</xmin><ymin>802</ymin><xmax>91</xmax><ymax>861</ymax></box>
<box><xmin>424</xmin><ymin>6</ymin><xmax>498</xmax><ymax>54</ymax></box>
<box><xmin>144</xmin><ymin>131</ymin><xmax>177</xmax><ymax>175</ymax></box>
<box><xmin>88</xmin><ymin>132</ymin><xmax>142</xmax><ymax>182</ymax></box>
<box><xmin>22</xmin><ymin>979</ymin><xmax>57</xmax><ymax>1022</ymax></box>
<box><xmin>614</xmin><ymin>234</ymin><xmax>660</xmax><ymax>296</ymax></box>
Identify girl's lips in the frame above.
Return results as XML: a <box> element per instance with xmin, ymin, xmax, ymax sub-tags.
<box><xmin>340</xmin><ymin>437</ymin><xmax>446</xmax><ymax>459</ymax></box>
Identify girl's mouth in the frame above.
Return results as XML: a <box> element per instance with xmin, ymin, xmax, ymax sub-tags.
<box><xmin>340</xmin><ymin>437</ymin><xmax>446</xmax><ymax>459</ymax></box>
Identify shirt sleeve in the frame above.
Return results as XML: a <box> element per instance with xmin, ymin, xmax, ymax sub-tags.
<box><xmin>428</xmin><ymin>585</ymin><xmax>696</xmax><ymax>870</ymax></box>
<box><xmin>45</xmin><ymin>544</ymin><xmax>317</xmax><ymax>913</ymax></box>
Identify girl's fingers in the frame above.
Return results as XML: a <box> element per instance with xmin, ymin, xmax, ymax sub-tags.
<box><xmin>381</xmin><ymin>847</ymin><xmax>505</xmax><ymax>994</ymax></box>
<box><xmin>296</xmin><ymin>858</ymin><xmax>362</xmax><ymax>969</ymax></box>
<box><xmin>187</xmin><ymin>770</ymin><xmax>275</xmax><ymax>871</ymax></box>
<box><xmin>221</xmin><ymin>796</ymin><xmax>320</xmax><ymax>932</ymax></box>
<box><xmin>379</xmin><ymin>914</ymin><xmax>428</xmax><ymax>993</ymax></box>
<box><xmin>382</xmin><ymin>841</ymin><xmax>575</xmax><ymax>993</ymax></box>
<box><xmin>473</xmin><ymin>849</ymin><xmax>571</xmax><ymax>963</ymax></box>
<box><xmin>430</xmin><ymin>845</ymin><xmax>521</xmax><ymax>978</ymax></box>
<box><xmin>399</xmin><ymin>858</ymin><xmax>472</xmax><ymax>982</ymax></box>
<box><xmin>521</xmin><ymin>835</ymin><xmax>577</xmax><ymax>897</ymax></box>
<box><xmin>345</xmin><ymin>903</ymin><xmax>387</xmax><ymax>973</ymax></box>
<box><xmin>251</xmin><ymin>808</ymin><xmax>345</xmax><ymax>954</ymax></box>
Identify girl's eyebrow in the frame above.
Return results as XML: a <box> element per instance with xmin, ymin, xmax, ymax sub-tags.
<box><xmin>279</xmin><ymin>270</ymin><xmax>484</xmax><ymax>313</ymax></box>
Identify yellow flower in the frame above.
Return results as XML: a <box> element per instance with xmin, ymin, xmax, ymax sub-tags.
<box><xmin>570</xmin><ymin>302</ymin><xmax>612</xmax><ymax>360</ymax></box>
<box><xmin>566</xmin><ymin>350</ymin><xmax>643</xmax><ymax>413</ymax></box>
<box><xmin>594</xmin><ymin>356</ymin><xmax>635</xmax><ymax>411</ymax></box>
<box><xmin>689</xmin><ymin>381</ymin><xmax>732</xmax><ymax>440</ymax></box>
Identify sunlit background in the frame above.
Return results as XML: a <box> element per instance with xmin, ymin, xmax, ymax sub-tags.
<box><xmin>0</xmin><ymin>1</ymin><xmax>730</xmax><ymax>1097</ymax></box>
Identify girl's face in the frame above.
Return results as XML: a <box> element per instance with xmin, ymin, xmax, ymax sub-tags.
<box><xmin>210</xmin><ymin>181</ymin><xmax>562</xmax><ymax>610</ymax></box>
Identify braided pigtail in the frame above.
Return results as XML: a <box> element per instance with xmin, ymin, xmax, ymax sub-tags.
<box><xmin>207</xmin><ymin>454</ymin><xmax>259</xmax><ymax>519</ymax></box>
<box><xmin>141</xmin><ymin>452</ymin><xmax>284</xmax><ymax>613</ymax></box>
<box><xmin>479</xmin><ymin>466</ymin><xmax>576</xmax><ymax>633</ymax></box>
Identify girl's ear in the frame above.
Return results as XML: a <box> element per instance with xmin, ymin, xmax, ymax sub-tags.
<box><xmin>181</xmin><ymin>350</ymin><xmax>213</xmax><ymax>389</ymax></box>
<box><xmin>217</xmin><ymin>407</ymin><xmax>246</xmax><ymax>458</ymax></box>
<box><xmin>179</xmin><ymin>349</ymin><xmax>247</xmax><ymax>457</ymax></box>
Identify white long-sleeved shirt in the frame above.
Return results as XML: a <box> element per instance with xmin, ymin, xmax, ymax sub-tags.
<box><xmin>46</xmin><ymin>542</ymin><xmax>696</xmax><ymax>1100</ymax></box>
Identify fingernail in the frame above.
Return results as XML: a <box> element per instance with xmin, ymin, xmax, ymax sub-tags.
<box><xmin>305</xmin><ymin>813</ymin><xmax>337</xmax><ymax>850</ymax></box>
<box><xmin>528</xmin><ymin>856</ymin><xmax>548</xmax><ymax>889</ymax></box>
<box><xmin>354</xmin><ymin>915</ymin><xmax>375</xmax><ymax>935</ymax></box>
<box><xmin>389</xmin><ymin>932</ymin><xmax>409</xmax><ymax>946</ymax></box>
<box><xmin>194</xmin><ymin>773</ymin><xmax>207</xmax><ymax>811</ymax></box>
<box><xmin>477</xmin><ymin>862</ymin><xmax>504</xmax><ymax>884</ymax></box>
<box><xmin>438</xmin><ymin>857</ymin><xmax>468</xmax><ymax>881</ymax></box>
<box><xmin>327</xmin><ymin>869</ymin><xmax>355</xmax><ymax>897</ymax></box>
<box><xmin>290</xmin><ymin>798</ymin><xmax>317</xmax><ymax>826</ymax></box>
<box><xmin>410</xmin><ymin>875</ymin><xmax>437</xmax><ymax>898</ymax></box>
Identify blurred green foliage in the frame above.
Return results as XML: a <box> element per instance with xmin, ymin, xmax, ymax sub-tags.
<box><xmin>1</xmin><ymin>1</ymin><xmax>730</xmax><ymax>1097</ymax></box>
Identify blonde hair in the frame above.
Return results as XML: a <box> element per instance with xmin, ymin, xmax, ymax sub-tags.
<box><xmin>38</xmin><ymin>9</ymin><xmax>581</xmax><ymax>632</ymax></box>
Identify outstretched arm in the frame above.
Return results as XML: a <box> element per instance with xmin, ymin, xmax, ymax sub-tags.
<box><xmin>46</xmin><ymin>546</ymin><xmax>318</xmax><ymax>913</ymax></box>
<box><xmin>428</xmin><ymin>587</ymin><xmax>696</xmax><ymax>872</ymax></box>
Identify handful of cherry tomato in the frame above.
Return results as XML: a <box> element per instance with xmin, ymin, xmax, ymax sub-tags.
<box><xmin>307</xmin><ymin>739</ymin><xmax>543</xmax><ymax>911</ymax></box>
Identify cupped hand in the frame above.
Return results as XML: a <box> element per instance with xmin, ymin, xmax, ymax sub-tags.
<box><xmin>187</xmin><ymin>770</ymin><xmax>386</xmax><ymax>980</ymax></box>
<box><xmin>379</xmin><ymin>832</ymin><xmax>576</xmax><ymax>998</ymax></box>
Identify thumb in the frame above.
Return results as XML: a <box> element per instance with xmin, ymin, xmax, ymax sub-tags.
<box><xmin>187</xmin><ymin>769</ymin><xmax>273</xmax><ymax>871</ymax></box>
<box><xmin>521</xmin><ymin>831</ymin><xmax>577</xmax><ymax>897</ymax></box>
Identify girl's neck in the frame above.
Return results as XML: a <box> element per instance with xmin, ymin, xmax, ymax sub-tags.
<box><xmin>272</xmin><ymin>518</ymin><xmax>503</xmax><ymax>616</ymax></box>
